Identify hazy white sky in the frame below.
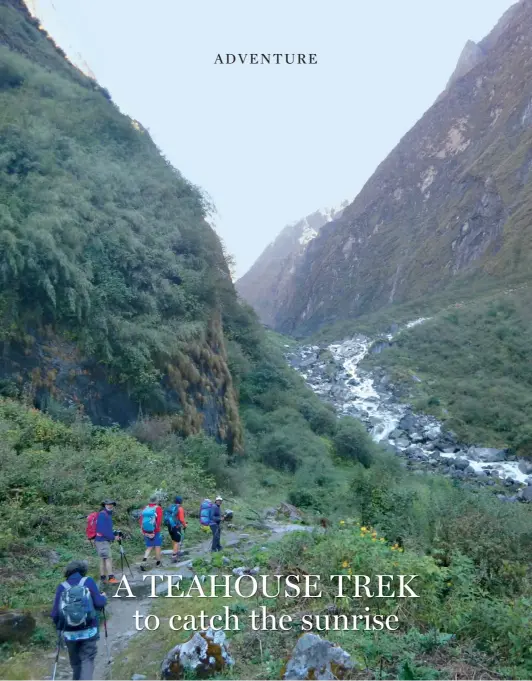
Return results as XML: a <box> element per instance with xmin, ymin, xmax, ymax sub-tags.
<box><xmin>29</xmin><ymin>0</ymin><xmax>515</xmax><ymax>277</ymax></box>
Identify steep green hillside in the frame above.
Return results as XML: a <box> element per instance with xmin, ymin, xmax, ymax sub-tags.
<box><xmin>0</xmin><ymin>0</ymin><xmax>244</xmax><ymax>446</ymax></box>
<box><xmin>363</xmin><ymin>285</ymin><xmax>532</xmax><ymax>457</ymax></box>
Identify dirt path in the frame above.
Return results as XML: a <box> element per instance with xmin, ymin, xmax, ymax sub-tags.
<box><xmin>45</xmin><ymin>520</ymin><xmax>310</xmax><ymax>680</ymax></box>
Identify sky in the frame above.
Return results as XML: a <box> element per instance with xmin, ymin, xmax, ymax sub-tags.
<box><xmin>27</xmin><ymin>0</ymin><xmax>516</xmax><ymax>277</ymax></box>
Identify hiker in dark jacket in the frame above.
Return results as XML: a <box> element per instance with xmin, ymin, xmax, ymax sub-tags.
<box><xmin>51</xmin><ymin>560</ymin><xmax>107</xmax><ymax>681</ymax></box>
<box><xmin>94</xmin><ymin>499</ymin><xmax>118</xmax><ymax>585</ymax></box>
<box><xmin>210</xmin><ymin>495</ymin><xmax>223</xmax><ymax>552</ymax></box>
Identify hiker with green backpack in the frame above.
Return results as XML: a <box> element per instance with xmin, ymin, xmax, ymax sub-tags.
<box><xmin>164</xmin><ymin>495</ymin><xmax>187</xmax><ymax>562</ymax></box>
<box><xmin>139</xmin><ymin>494</ymin><xmax>163</xmax><ymax>568</ymax></box>
<box><xmin>50</xmin><ymin>560</ymin><xmax>107</xmax><ymax>680</ymax></box>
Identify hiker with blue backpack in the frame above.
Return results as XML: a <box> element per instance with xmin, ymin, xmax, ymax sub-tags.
<box><xmin>50</xmin><ymin>559</ymin><xmax>107</xmax><ymax>680</ymax></box>
<box><xmin>140</xmin><ymin>494</ymin><xmax>163</xmax><ymax>568</ymax></box>
<box><xmin>164</xmin><ymin>495</ymin><xmax>187</xmax><ymax>562</ymax></box>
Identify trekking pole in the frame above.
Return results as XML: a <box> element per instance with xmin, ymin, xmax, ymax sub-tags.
<box><xmin>119</xmin><ymin>539</ymin><xmax>134</xmax><ymax>578</ymax></box>
<box><xmin>51</xmin><ymin>630</ymin><xmax>62</xmax><ymax>681</ymax></box>
<box><xmin>102</xmin><ymin>608</ymin><xmax>111</xmax><ymax>666</ymax></box>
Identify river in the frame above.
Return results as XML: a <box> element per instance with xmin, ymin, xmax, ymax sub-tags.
<box><xmin>286</xmin><ymin>319</ymin><xmax>532</xmax><ymax>499</ymax></box>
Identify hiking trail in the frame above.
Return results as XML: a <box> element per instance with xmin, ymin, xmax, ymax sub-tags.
<box><xmin>44</xmin><ymin>519</ymin><xmax>310</xmax><ymax>680</ymax></box>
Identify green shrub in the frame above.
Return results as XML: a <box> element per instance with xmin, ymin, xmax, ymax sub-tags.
<box><xmin>333</xmin><ymin>416</ymin><xmax>377</xmax><ymax>467</ymax></box>
<box><xmin>299</xmin><ymin>399</ymin><xmax>338</xmax><ymax>436</ymax></box>
<box><xmin>257</xmin><ymin>430</ymin><xmax>302</xmax><ymax>472</ymax></box>
<box><xmin>0</xmin><ymin>55</ymin><xmax>25</xmax><ymax>89</ymax></box>
<box><xmin>288</xmin><ymin>487</ymin><xmax>318</xmax><ymax>508</ymax></box>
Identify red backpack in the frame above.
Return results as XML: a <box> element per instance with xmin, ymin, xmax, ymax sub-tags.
<box><xmin>86</xmin><ymin>511</ymin><xmax>98</xmax><ymax>540</ymax></box>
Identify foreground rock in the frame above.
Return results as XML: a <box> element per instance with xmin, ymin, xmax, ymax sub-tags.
<box><xmin>161</xmin><ymin>628</ymin><xmax>234</xmax><ymax>679</ymax></box>
<box><xmin>282</xmin><ymin>633</ymin><xmax>355</xmax><ymax>680</ymax></box>
<box><xmin>0</xmin><ymin>610</ymin><xmax>35</xmax><ymax>643</ymax></box>
<box><xmin>518</xmin><ymin>486</ymin><xmax>532</xmax><ymax>502</ymax></box>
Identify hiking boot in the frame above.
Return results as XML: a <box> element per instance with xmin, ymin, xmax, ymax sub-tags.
<box><xmin>107</xmin><ymin>576</ymin><xmax>119</xmax><ymax>584</ymax></box>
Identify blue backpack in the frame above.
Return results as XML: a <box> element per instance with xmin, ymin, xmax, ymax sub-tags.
<box><xmin>199</xmin><ymin>499</ymin><xmax>213</xmax><ymax>526</ymax></box>
<box><xmin>164</xmin><ymin>504</ymin><xmax>182</xmax><ymax>530</ymax></box>
<box><xmin>58</xmin><ymin>578</ymin><xmax>96</xmax><ymax>631</ymax></box>
<box><xmin>141</xmin><ymin>505</ymin><xmax>157</xmax><ymax>533</ymax></box>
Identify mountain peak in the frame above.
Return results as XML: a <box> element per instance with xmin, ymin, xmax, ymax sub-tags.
<box><xmin>236</xmin><ymin>202</ymin><xmax>348</xmax><ymax>326</ymax></box>
<box><xmin>446</xmin><ymin>39</ymin><xmax>485</xmax><ymax>90</ymax></box>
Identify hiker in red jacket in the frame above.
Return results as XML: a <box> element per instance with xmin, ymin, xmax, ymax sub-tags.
<box><xmin>139</xmin><ymin>495</ymin><xmax>163</xmax><ymax>568</ymax></box>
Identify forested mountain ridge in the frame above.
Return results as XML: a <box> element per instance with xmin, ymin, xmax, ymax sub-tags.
<box><xmin>260</xmin><ymin>0</ymin><xmax>532</xmax><ymax>335</ymax></box>
<box><xmin>0</xmin><ymin>0</ymin><xmax>255</xmax><ymax>450</ymax></box>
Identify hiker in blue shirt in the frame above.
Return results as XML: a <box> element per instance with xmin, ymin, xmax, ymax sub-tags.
<box><xmin>51</xmin><ymin>560</ymin><xmax>107</xmax><ymax>680</ymax></box>
<box><xmin>94</xmin><ymin>499</ymin><xmax>119</xmax><ymax>585</ymax></box>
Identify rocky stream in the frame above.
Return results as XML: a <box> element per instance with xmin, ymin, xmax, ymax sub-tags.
<box><xmin>286</xmin><ymin>319</ymin><xmax>532</xmax><ymax>503</ymax></box>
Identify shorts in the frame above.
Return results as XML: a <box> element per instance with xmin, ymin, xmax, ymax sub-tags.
<box><xmin>144</xmin><ymin>532</ymin><xmax>162</xmax><ymax>548</ymax></box>
<box><xmin>95</xmin><ymin>541</ymin><xmax>111</xmax><ymax>559</ymax></box>
<box><xmin>168</xmin><ymin>526</ymin><xmax>182</xmax><ymax>543</ymax></box>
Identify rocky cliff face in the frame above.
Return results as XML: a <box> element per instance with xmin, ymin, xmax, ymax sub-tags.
<box><xmin>236</xmin><ymin>204</ymin><xmax>347</xmax><ymax>326</ymax></box>
<box><xmin>265</xmin><ymin>0</ymin><xmax>532</xmax><ymax>335</ymax></box>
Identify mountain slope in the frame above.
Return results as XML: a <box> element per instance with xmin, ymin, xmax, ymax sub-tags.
<box><xmin>269</xmin><ymin>0</ymin><xmax>532</xmax><ymax>335</ymax></box>
<box><xmin>0</xmin><ymin>0</ymin><xmax>247</xmax><ymax>447</ymax></box>
<box><xmin>236</xmin><ymin>204</ymin><xmax>347</xmax><ymax>326</ymax></box>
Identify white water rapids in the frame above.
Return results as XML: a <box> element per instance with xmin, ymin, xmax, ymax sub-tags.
<box><xmin>289</xmin><ymin>318</ymin><xmax>532</xmax><ymax>489</ymax></box>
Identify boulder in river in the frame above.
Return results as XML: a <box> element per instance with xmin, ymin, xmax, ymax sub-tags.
<box><xmin>434</xmin><ymin>441</ymin><xmax>459</xmax><ymax>453</ymax></box>
<box><xmin>0</xmin><ymin>610</ymin><xmax>35</xmax><ymax>643</ymax></box>
<box><xmin>282</xmin><ymin>633</ymin><xmax>355</xmax><ymax>680</ymax></box>
<box><xmin>468</xmin><ymin>447</ymin><xmax>506</xmax><ymax>463</ymax></box>
<box><xmin>398</xmin><ymin>413</ymin><xmax>418</xmax><ymax>434</ymax></box>
<box><xmin>423</xmin><ymin>424</ymin><xmax>441</xmax><ymax>441</ymax></box>
<box><xmin>453</xmin><ymin>458</ymin><xmax>471</xmax><ymax>471</ymax></box>
<box><xmin>161</xmin><ymin>628</ymin><xmax>234</xmax><ymax>679</ymax></box>
<box><xmin>518</xmin><ymin>460</ymin><xmax>532</xmax><ymax>475</ymax></box>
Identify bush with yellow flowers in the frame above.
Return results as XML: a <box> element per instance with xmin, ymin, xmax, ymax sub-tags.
<box><xmin>272</xmin><ymin>524</ymin><xmax>450</xmax><ymax>628</ymax></box>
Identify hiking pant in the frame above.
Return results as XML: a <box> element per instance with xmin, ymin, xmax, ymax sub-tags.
<box><xmin>65</xmin><ymin>638</ymin><xmax>98</xmax><ymax>680</ymax></box>
<box><xmin>210</xmin><ymin>523</ymin><xmax>221</xmax><ymax>552</ymax></box>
